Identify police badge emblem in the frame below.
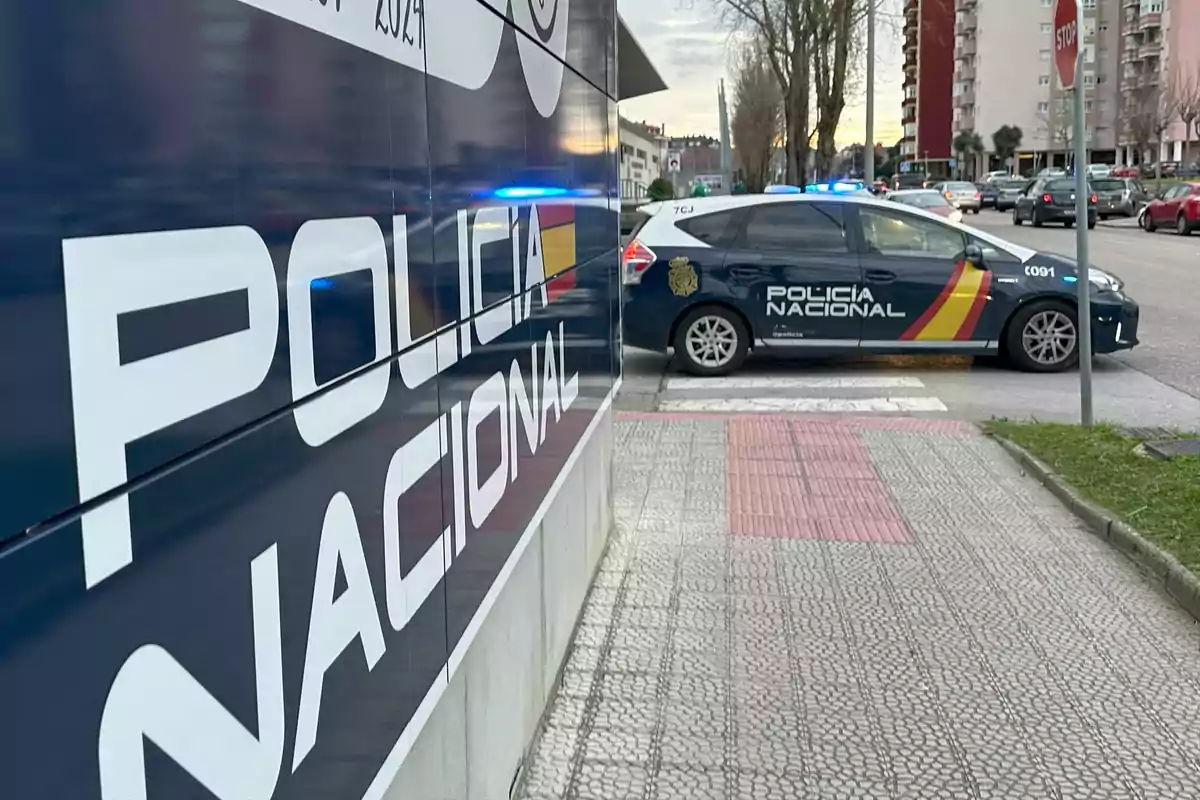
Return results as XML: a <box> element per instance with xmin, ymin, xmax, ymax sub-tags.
<box><xmin>668</xmin><ymin>256</ymin><xmax>698</xmax><ymax>297</ymax></box>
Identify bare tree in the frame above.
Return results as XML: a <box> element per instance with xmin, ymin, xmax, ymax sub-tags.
<box><xmin>731</xmin><ymin>43</ymin><xmax>782</xmax><ymax>192</ymax></box>
<box><xmin>1126</xmin><ymin>75</ymin><xmax>1181</xmax><ymax>191</ymax></box>
<box><xmin>1035</xmin><ymin>104</ymin><xmax>1072</xmax><ymax>168</ymax></box>
<box><xmin>718</xmin><ymin>0</ymin><xmax>812</xmax><ymax>184</ymax></box>
<box><xmin>1176</xmin><ymin>63</ymin><xmax>1200</xmax><ymax>167</ymax></box>
<box><xmin>808</xmin><ymin>0</ymin><xmax>857</xmax><ymax>178</ymax></box>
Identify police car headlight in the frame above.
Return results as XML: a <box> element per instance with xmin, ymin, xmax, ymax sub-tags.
<box><xmin>1088</xmin><ymin>268</ymin><xmax>1123</xmax><ymax>293</ymax></box>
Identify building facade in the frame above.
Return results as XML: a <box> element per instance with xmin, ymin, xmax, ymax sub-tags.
<box><xmin>1117</xmin><ymin>0</ymin><xmax>1200</xmax><ymax>165</ymax></box>
<box><xmin>901</xmin><ymin>0</ymin><xmax>955</xmax><ymax>173</ymax></box>
<box><xmin>953</xmin><ymin>0</ymin><xmax>1122</xmax><ymax>175</ymax></box>
<box><xmin>618</xmin><ymin>117</ymin><xmax>668</xmax><ymax>200</ymax></box>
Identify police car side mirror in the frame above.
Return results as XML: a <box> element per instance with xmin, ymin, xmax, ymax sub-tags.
<box><xmin>964</xmin><ymin>243</ymin><xmax>985</xmax><ymax>268</ymax></box>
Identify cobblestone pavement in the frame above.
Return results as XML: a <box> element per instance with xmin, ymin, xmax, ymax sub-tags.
<box><xmin>516</xmin><ymin>413</ymin><xmax>1200</xmax><ymax>800</ymax></box>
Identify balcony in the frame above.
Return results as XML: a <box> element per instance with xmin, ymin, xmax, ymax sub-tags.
<box><xmin>1139</xmin><ymin>12</ymin><xmax>1161</xmax><ymax>29</ymax></box>
<box><xmin>956</xmin><ymin>13</ymin><xmax>976</xmax><ymax>34</ymax></box>
<box><xmin>955</xmin><ymin>64</ymin><xmax>976</xmax><ymax>82</ymax></box>
<box><xmin>905</xmin><ymin>1</ymin><xmax>918</xmax><ymax>19</ymax></box>
<box><xmin>905</xmin><ymin>60</ymin><xmax>918</xmax><ymax>75</ymax></box>
<box><xmin>955</xmin><ymin>0</ymin><xmax>976</xmax><ymax>10</ymax></box>
<box><xmin>905</xmin><ymin>35</ymin><xmax>918</xmax><ymax>53</ymax></box>
<box><xmin>955</xmin><ymin>89</ymin><xmax>976</xmax><ymax>107</ymax></box>
<box><xmin>1139</xmin><ymin>40</ymin><xmax>1161</xmax><ymax>59</ymax></box>
<box><xmin>958</xmin><ymin>38</ymin><xmax>976</xmax><ymax>56</ymax></box>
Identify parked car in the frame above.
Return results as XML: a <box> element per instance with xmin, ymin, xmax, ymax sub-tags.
<box><xmin>886</xmin><ymin>189</ymin><xmax>963</xmax><ymax>223</ymax></box>
<box><xmin>892</xmin><ymin>173</ymin><xmax>932</xmax><ymax>191</ymax></box>
<box><xmin>1090</xmin><ymin>176</ymin><xmax>1148</xmax><ymax>219</ymax></box>
<box><xmin>931</xmin><ymin>181</ymin><xmax>982</xmax><ymax>213</ymax></box>
<box><xmin>978</xmin><ymin>182</ymin><xmax>999</xmax><ymax>208</ymax></box>
<box><xmin>1037</xmin><ymin>167</ymin><xmax>1067</xmax><ymax>178</ymax></box>
<box><xmin>1141</xmin><ymin>181</ymin><xmax>1200</xmax><ymax>235</ymax></box>
<box><xmin>1085</xmin><ymin>164</ymin><xmax>1112</xmax><ymax>179</ymax></box>
<box><xmin>1012</xmin><ymin>177</ymin><xmax>1097</xmax><ymax>228</ymax></box>
<box><xmin>993</xmin><ymin>178</ymin><xmax>1029</xmax><ymax>212</ymax></box>
<box><xmin>983</xmin><ymin>170</ymin><xmax>1011</xmax><ymax>183</ymax></box>
<box><xmin>1110</xmin><ymin>166</ymin><xmax>1140</xmax><ymax>178</ymax></box>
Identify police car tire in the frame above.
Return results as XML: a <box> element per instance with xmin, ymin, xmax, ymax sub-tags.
<box><xmin>1005</xmin><ymin>300</ymin><xmax>1079</xmax><ymax>373</ymax></box>
<box><xmin>673</xmin><ymin>305</ymin><xmax>749</xmax><ymax>377</ymax></box>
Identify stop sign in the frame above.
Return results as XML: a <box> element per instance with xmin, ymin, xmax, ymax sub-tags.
<box><xmin>1053</xmin><ymin>0</ymin><xmax>1079</xmax><ymax>89</ymax></box>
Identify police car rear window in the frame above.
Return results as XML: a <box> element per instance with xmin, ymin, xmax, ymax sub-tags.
<box><xmin>675</xmin><ymin>210</ymin><xmax>739</xmax><ymax>246</ymax></box>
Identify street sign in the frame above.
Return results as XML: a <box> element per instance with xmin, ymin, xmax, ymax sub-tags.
<box><xmin>899</xmin><ymin>161</ymin><xmax>910</xmax><ymax>173</ymax></box>
<box><xmin>948</xmin><ymin>158</ymin><xmax>956</xmax><ymax>168</ymax></box>
<box><xmin>1053</xmin><ymin>0</ymin><xmax>1079</xmax><ymax>90</ymax></box>
<box><xmin>666</xmin><ymin>151</ymin><xmax>681</xmax><ymax>173</ymax></box>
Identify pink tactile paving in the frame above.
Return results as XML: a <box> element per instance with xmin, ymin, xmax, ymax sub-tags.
<box><xmin>725</xmin><ymin>416</ymin><xmax>913</xmax><ymax>543</ymax></box>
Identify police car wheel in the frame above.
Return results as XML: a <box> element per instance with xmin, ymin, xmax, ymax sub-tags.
<box><xmin>674</xmin><ymin>306</ymin><xmax>748</xmax><ymax>376</ymax></box>
<box><xmin>1006</xmin><ymin>301</ymin><xmax>1079</xmax><ymax>373</ymax></box>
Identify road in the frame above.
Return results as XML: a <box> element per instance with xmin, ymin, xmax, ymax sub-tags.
<box><xmin>618</xmin><ymin>208</ymin><xmax>1200</xmax><ymax>428</ymax></box>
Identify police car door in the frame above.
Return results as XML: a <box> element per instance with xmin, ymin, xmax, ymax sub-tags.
<box><xmin>724</xmin><ymin>201</ymin><xmax>863</xmax><ymax>348</ymax></box>
<box><xmin>853</xmin><ymin>204</ymin><xmax>994</xmax><ymax>351</ymax></box>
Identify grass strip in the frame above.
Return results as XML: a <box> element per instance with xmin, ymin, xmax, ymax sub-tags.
<box><xmin>985</xmin><ymin>421</ymin><xmax>1200</xmax><ymax>575</ymax></box>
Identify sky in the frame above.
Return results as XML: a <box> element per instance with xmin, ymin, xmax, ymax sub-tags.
<box><xmin>616</xmin><ymin>0</ymin><xmax>906</xmax><ymax>149</ymax></box>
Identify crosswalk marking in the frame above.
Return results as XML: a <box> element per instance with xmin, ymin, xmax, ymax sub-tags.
<box><xmin>666</xmin><ymin>376</ymin><xmax>925</xmax><ymax>391</ymax></box>
<box><xmin>659</xmin><ymin>397</ymin><xmax>949</xmax><ymax>413</ymax></box>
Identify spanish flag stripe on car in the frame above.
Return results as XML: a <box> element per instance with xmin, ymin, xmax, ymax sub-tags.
<box><xmin>900</xmin><ymin>260</ymin><xmax>992</xmax><ymax>341</ymax></box>
<box><xmin>538</xmin><ymin>203</ymin><xmax>576</xmax><ymax>300</ymax></box>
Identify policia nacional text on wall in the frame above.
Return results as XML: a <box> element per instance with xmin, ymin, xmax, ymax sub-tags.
<box><xmin>0</xmin><ymin>2</ymin><xmax>664</xmax><ymax>799</ymax></box>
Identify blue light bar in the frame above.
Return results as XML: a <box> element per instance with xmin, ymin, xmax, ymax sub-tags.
<box><xmin>490</xmin><ymin>186</ymin><xmax>571</xmax><ymax>200</ymax></box>
<box><xmin>803</xmin><ymin>180</ymin><xmax>866</xmax><ymax>194</ymax></box>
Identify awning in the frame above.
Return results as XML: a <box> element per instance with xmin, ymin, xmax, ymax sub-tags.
<box><xmin>618</xmin><ymin>14</ymin><xmax>668</xmax><ymax>101</ymax></box>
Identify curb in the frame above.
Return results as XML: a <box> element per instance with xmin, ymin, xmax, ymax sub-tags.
<box><xmin>992</xmin><ymin>435</ymin><xmax>1200</xmax><ymax>624</ymax></box>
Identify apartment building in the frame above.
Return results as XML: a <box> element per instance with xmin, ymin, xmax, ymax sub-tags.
<box><xmin>953</xmin><ymin>0</ymin><xmax>1121</xmax><ymax>176</ymax></box>
<box><xmin>900</xmin><ymin>0</ymin><xmax>955</xmax><ymax>174</ymax></box>
<box><xmin>1117</xmin><ymin>0</ymin><xmax>1200</xmax><ymax>165</ymax></box>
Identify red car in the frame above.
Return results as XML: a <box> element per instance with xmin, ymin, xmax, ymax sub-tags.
<box><xmin>1141</xmin><ymin>181</ymin><xmax>1200</xmax><ymax>236</ymax></box>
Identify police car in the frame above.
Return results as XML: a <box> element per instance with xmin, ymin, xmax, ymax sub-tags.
<box><xmin>622</xmin><ymin>191</ymin><xmax>1139</xmax><ymax>376</ymax></box>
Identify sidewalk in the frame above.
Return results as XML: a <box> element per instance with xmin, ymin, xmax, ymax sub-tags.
<box><xmin>516</xmin><ymin>412</ymin><xmax>1200</xmax><ymax>800</ymax></box>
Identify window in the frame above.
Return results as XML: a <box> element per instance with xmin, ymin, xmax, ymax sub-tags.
<box><xmin>1039</xmin><ymin>75</ymin><xmax>1051</xmax><ymax>86</ymax></box>
<box><xmin>1040</xmin><ymin>0</ymin><xmax>1051</xmax><ymax>6</ymax></box>
<box><xmin>859</xmin><ymin>208</ymin><xmax>965</xmax><ymax>260</ymax></box>
<box><xmin>1040</xmin><ymin>23</ymin><xmax>1052</xmax><ymax>33</ymax></box>
<box><xmin>1038</xmin><ymin>101</ymin><xmax>1050</xmax><ymax>112</ymax></box>
<box><xmin>739</xmin><ymin>203</ymin><xmax>849</xmax><ymax>252</ymax></box>
<box><xmin>1040</xmin><ymin>49</ymin><xmax>1051</xmax><ymax>61</ymax></box>
<box><xmin>1083</xmin><ymin>73</ymin><xmax>1095</xmax><ymax>86</ymax></box>
<box><xmin>1083</xmin><ymin>0</ymin><xmax>1096</xmax><ymax>8</ymax></box>
<box><xmin>675</xmin><ymin>210</ymin><xmax>741</xmax><ymax>247</ymax></box>
<box><xmin>969</xmin><ymin>236</ymin><xmax>1020</xmax><ymax>264</ymax></box>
